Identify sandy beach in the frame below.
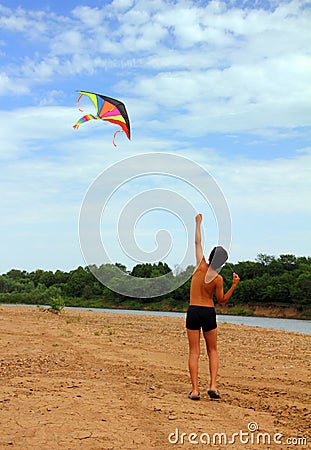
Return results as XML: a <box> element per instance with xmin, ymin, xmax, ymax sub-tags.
<box><xmin>0</xmin><ymin>305</ymin><xmax>310</xmax><ymax>449</ymax></box>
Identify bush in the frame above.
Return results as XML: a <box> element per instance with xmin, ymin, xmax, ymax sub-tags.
<box><xmin>49</xmin><ymin>295</ymin><xmax>65</xmax><ymax>313</ymax></box>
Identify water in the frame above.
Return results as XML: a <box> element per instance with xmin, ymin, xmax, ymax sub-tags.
<box><xmin>216</xmin><ymin>314</ymin><xmax>311</xmax><ymax>335</ymax></box>
<box><xmin>3</xmin><ymin>304</ymin><xmax>311</xmax><ymax>334</ymax></box>
<box><xmin>67</xmin><ymin>307</ymin><xmax>311</xmax><ymax>335</ymax></box>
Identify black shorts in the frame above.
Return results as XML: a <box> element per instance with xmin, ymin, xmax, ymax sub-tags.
<box><xmin>186</xmin><ymin>305</ymin><xmax>217</xmax><ymax>332</ymax></box>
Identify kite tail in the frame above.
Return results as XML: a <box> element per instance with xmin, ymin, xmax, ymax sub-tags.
<box><xmin>112</xmin><ymin>129</ymin><xmax>124</xmax><ymax>147</ymax></box>
<box><xmin>73</xmin><ymin>114</ymin><xmax>99</xmax><ymax>129</ymax></box>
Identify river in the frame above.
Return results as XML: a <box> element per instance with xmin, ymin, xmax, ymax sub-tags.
<box><xmin>68</xmin><ymin>307</ymin><xmax>311</xmax><ymax>335</ymax></box>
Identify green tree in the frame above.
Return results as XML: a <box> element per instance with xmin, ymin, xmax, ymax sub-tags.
<box><xmin>131</xmin><ymin>262</ymin><xmax>172</xmax><ymax>278</ymax></box>
<box><xmin>6</xmin><ymin>269</ymin><xmax>27</xmax><ymax>280</ymax></box>
<box><xmin>65</xmin><ymin>267</ymin><xmax>93</xmax><ymax>298</ymax></box>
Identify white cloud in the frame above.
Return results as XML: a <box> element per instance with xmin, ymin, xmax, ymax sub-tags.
<box><xmin>0</xmin><ymin>106</ymin><xmax>75</xmax><ymax>159</ymax></box>
<box><xmin>49</xmin><ymin>30</ymin><xmax>86</xmax><ymax>56</ymax></box>
<box><xmin>111</xmin><ymin>0</ymin><xmax>135</xmax><ymax>12</ymax></box>
<box><xmin>0</xmin><ymin>5</ymin><xmax>54</xmax><ymax>37</ymax></box>
<box><xmin>71</xmin><ymin>6</ymin><xmax>105</xmax><ymax>28</ymax></box>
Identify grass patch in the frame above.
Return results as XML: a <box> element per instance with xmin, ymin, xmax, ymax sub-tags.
<box><xmin>65</xmin><ymin>313</ymin><xmax>82</xmax><ymax>324</ymax></box>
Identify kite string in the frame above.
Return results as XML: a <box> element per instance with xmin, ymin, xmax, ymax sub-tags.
<box><xmin>226</xmin><ymin>262</ymin><xmax>236</xmax><ymax>274</ymax></box>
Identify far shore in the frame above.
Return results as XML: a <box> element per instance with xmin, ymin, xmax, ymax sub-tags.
<box><xmin>215</xmin><ymin>303</ymin><xmax>311</xmax><ymax>320</ymax></box>
<box><xmin>1</xmin><ymin>301</ymin><xmax>311</xmax><ymax>320</ymax></box>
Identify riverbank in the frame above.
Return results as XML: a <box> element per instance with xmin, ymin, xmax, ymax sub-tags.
<box><xmin>110</xmin><ymin>301</ymin><xmax>311</xmax><ymax>320</ymax></box>
<box><xmin>0</xmin><ymin>305</ymin><xmax>310</xmax><ymax>449</ymax></box>
<box><xmin>215</xmin><ymin>303</ymin><xmax>311</xmax><ymax>320</ymax></box>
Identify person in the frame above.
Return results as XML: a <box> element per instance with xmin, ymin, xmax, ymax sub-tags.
<box><xmin>186</xmin><ymin>213</ymin><xmax>240</xmax><ymax>400</ymax></box>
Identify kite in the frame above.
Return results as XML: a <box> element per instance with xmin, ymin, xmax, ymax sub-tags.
<box><xmin>73</xmin><ymin>90</ymin><xmax>130</xmax><ymax>147</ymax></box>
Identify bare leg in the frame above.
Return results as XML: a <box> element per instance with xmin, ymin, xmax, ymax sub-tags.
<box><xmin>203</xmin><ymin>328</ymin><xmax>218</xmax><ymax>391</ymax></box>
<box><xmin>187</xmin><ymin>329</ymin><xmax>201</xmax><ymax>396</ymax></box>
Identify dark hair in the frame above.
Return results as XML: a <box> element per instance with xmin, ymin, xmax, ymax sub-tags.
<box><xmin>208</xmin><ymin>246</ymin><xmax>228</xmax><ymax>270</ymax></box>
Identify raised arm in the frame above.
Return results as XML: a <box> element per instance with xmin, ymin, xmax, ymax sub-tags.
<box><xmin>195</xmin><ymin>213</ymin><xmax>203</xmax><ymax>267</ymax></box>
<box><xmin>215</xmin><ymin>273</ymin><xmax>240</xmax><ymax>306</ymax></box>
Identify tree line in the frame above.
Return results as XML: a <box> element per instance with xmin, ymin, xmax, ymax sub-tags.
<box><xmin>0</xmin><ymin>254</ymin><xmax>310</xmax><ymax>315</ymax></box>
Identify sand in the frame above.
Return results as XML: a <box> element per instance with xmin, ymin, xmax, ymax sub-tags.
<box><xmin>0</xmin><ymin>305</ymin><xmax>310</xmax><ymax>449</ymax></box>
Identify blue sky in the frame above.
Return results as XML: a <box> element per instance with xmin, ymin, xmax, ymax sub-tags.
<box><xmin>0</xmin><ymin>0</ymin><xmax>310</xmax><ymax>273</ymax></box>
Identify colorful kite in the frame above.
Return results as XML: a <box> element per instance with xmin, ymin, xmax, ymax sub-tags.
<box><xmin>73</xmin><ymin>90</ymin><xmax>130</xmax><ymax>146</ymax></box>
